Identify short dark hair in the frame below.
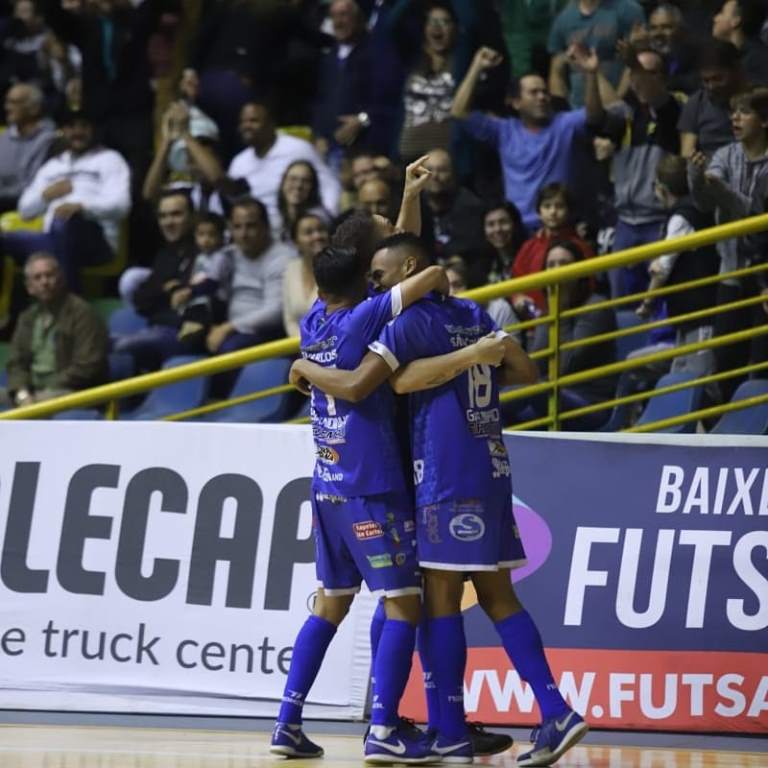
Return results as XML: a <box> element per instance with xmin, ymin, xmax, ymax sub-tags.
<box><xmin>290</xmin><ymin>211</ymin><xmax>329</xmax><ymax>242</ymax></box>
<box><xmin>313</xmin><ymin>246</ymin><xmax>365</xmax><ymax>298</ymax></box>
<box><xmin>536</xmin><ymin>182</ymin><xmax>572</xmax><ymax>211</ymax></box>
<box><xmin>194</xmin><ymin>211</ymin><xmax>226</xmax><ymax>236</ymax></box>
<box><xmin>656</xmin><ymin>155</ymin><xmax>689</xmax><ymax>197</ymax></box>
<box><xmin>546</xmin><ymin>239</ymin><xmax>584</xmax><ymax>264</ymax></box>
<box><xmin>697</xmin><ymin>39</ymin><xmax>742</xmax><ymax>71</ymax></box>
<box><xmin>731</xmin><ymin>86</ymin><xmax>768</xmax><ymax>122</ymax></box>
<box><xmin>374</xmin><ymin>232</ymin><xmax>432</xmax><ymax>268</ymax></box>
<box><xmin>331</xmin><ymin>209</ymin><xmax>378</xmax><ymax>263</ymax></box>
<box><xmin>231</xmin><ymin>196</ymin><xmax>270</xmax><ymax>228</ymax></box>
<box><xmin>158</xmin><ymin>187</ymin><xmax>193</xmax><ymax>212</ymax></box>
<box><xmin>507</xmin><ymin>72</ymin><xmax>546</xmax><ymax>99</ymax></box>
<box><xmin>735</xmin><ymin>0</ymin><xmax>767</xmax><ymax>38</ymax></box>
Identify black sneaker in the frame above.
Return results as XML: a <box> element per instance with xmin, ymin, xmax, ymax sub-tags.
<box><xmin>467</xmin><ymin>722</ymin><xmax>513</xmax><ymax>756</ymax></box>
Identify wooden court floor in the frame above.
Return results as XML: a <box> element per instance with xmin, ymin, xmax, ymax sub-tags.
<box><xmin>1</xmin><ymin>725</ymin><xmax>766</xmax><ymax>768</ymax></box>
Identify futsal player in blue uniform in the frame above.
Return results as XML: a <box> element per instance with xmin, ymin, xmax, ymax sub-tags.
<box><xmin>292</xmin><ymin>233</ymin><xmax>589</xmax><ymax>768</ymax></box>
<box><xmin>271</xmin><ymin>245</ymin><xmax>507</xmax><ymax>764</ymax></box>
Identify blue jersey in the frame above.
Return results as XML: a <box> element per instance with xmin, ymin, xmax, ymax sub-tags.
<box><xmin>371</xmin><ymin>295</ymin><xmax>512</xmax><ymax>507</ymax></box>
<box><xmin>300</xmin><ymin>286</ymin><xmax>407</xmax><ymax>498</ymax></box>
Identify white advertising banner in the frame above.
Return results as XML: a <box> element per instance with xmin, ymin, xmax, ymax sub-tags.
<box><xmin>0</xmin><ymin>422</ymin><xmax>375</xmax><ymax>717</ymax></box>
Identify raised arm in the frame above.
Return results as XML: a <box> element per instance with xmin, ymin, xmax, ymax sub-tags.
<box><xmin>567</xmin><ymin>45</ymin><xmax>605</xmax><ymax>125</ymax></box>
<box><xmin>451</xmin><ymin>47</ymin><xmax>503</xmax><ymax>119</ymax></box>
<box><xmin>395</xmin><ymin>155</ymin><xmax>431</xmax><ymax>235</ymax></box>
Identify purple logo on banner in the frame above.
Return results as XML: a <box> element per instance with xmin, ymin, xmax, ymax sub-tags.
<box><xmin>511</xmin><ymin>496</ymin><xmax>552</xmax><ymax>583</ymax></box>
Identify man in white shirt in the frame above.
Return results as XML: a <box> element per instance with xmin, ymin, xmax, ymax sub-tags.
<box><xmin>7</xmin><ymin>106</ymin><xmax>131</xmax><ymax>288</ymax></box>
<box><xmin>224</xmin><ymin>100</ymin><xmax>340</xmax><ymax>232</ymax></box>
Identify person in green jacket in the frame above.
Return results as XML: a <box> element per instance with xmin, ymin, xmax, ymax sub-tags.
<box><xmin>1</xmin><ymin>252</ymin><xmax>108</xmax><ymax>408</ymax></box>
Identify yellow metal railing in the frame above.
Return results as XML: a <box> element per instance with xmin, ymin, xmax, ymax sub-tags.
<box><xmin>2</xmin><ymin>211</ymin><xmax>768</xmax><ymax>431</ymax></box>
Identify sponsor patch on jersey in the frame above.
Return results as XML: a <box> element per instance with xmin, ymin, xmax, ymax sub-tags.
<box><xmin>449</xmin><ymin>513</ymin><xmax>486</xmax><ymax>542</ymax></box>
<box><xmin>488</xmin><ymin>439</ymin><xmax>507</xmax><ymax>457</ymax></box>
<box><xmin>353</xmin><ymin>521</ymin><xmax>384</xmax><ymax>540</ymax></box>
<box><xmin>367</xmin><ymin>554</ymin><xmax>393</xmax><ymax>569</ymax></box>
<box><xmin>403</xmin><ymin>520</ymin><xmax>415</xmax><ymax>533</ymax></box>
<box><xmin>316</xmin><ymin>445</ymin><xmax>340</xmax><ymax>464</ymax></box>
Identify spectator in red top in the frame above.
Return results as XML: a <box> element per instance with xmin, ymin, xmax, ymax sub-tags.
<box><xmin>510</xmin><ymin>182</ymin><xmax>593</xmax><ymax>318</ymax></box>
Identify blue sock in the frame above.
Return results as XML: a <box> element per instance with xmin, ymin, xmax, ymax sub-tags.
<box><xmin>369</xmin><ymin>599</ymin><xmax>387</xmax><ymax>691</ymax></box>
<box><xmin>278</xmin><ymin>615</ymin><xmax>337</xmax><ymax>725</ymax></box>
<box><xmin>495</xmin><ymin>610</ymin><xmax>569</xmax><ymax>720</ymax></box>
<box><xmin>417</xmin><ymin>615</ymin><xmax>440</xmax><ymax>732</ymax></box>
<box><xmin>371</xmin><ymin>618</ymin><xmax>417</xmax><ymax>727</ymax></box>
<box><xmin>425</xmin><ymin>615</ymin><xmax>467</xmax><ymax>741</ymax></box>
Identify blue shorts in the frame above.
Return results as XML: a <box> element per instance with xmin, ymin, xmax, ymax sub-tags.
<box><xmin>313</xmin><ymin>491</ymin><xmax>421</xmax><ymax>597</ymax></box>
<box><xmin>416</xmin><ymin>495</ymin><xmax>527</xmax><ymax>571</ymax></box>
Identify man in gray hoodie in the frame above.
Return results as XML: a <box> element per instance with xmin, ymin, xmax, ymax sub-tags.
<box><xmin>0</xmin><ymin>83</ymin><xmax>56</xmax><ymax>213</ymax></box>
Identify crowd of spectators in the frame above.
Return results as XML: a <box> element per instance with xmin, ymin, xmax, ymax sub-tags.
<box><xmin>0</xmin><ymin>0</ymin><xmax>767</xmax><ymax>427</ymax></box>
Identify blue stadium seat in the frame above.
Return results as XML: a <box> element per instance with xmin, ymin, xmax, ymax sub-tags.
<box><xmin>710</xmin><ymin>379</ymin><xmax>768</xmax><ymax>435</ymax></box>
<box><xmin>109</xmin><ymin>306</ymin><xmax>148</xmax><ymax>337</ymax></box>
<box><xmin>204</xmin><ymin>357</ymin><xmax>293</xmax><ymax>423</ymax></box>
<box><xmin>108</xmin><ymin>352</ymin><xmax>136</xmax><ymax>382</ymax></box>
<box><xmin>52</xmin><ymin>409</ymin><xmax>103</xmax><ymax>420</ymax></box>
<box><xmin>635</xmin><ymin>371</ymin><xmax>705</xmax><ymax>433</ymax></box>
<box><xmin>124</xmin><ymin>355</ymin><xmax>208</xmax><ymax>420</ymax></box>
<box><xmin>614</xmin><ymin>310</ymin><xmax>651</xmax><ymax>360</ymax></box>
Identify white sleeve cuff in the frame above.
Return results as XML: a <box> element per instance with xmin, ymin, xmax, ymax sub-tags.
<box><xmin>390</xmin><ymin>284</ymin><xmax>403</xmax><ymax>318</ymax></box>
<box><xmin>369</xmin><ymin>341</ymin><xmax>400</xmax><ymax>371</ymax></box>
<box><xmin>494</xmin><ymin>330</ymin><xmax>510</xmax><ymax>340</ymax></box>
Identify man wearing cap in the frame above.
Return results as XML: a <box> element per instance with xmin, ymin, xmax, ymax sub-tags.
<box><xmin>7</xmin><ymin>106</ymin><xmax>131</xmax><ymax>288</ymax></box>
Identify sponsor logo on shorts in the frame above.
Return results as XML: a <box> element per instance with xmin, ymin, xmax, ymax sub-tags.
<box><xmin>316</xmin><ymin>446</ymin><xmax>340</xmax><ymax>464</ymax></box>
<box><xmin>353</xmin><ymin>521</ymin><xmax>384</xmax><ymax>540</ymax></box>
<box><xmin>449</xmin><ymin>513</ymin><xmax>486</xmax><ymax>542</ymax></box>
<box><xmin>394</xmin><ymin>552</ymin><xmax>407</xmax><ymax>566</ymax></box>
<box><xmin>413</xmin><ymin>459</ymin><xmax>425</xmax><ymax>485</ymax></box>
<box><xmin>367</xmin><ymin>554</ymin><xmax>393</xmax><ymax>569</ymax></box>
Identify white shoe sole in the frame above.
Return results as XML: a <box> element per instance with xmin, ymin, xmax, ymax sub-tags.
<box><xmin>269</xmin><ymin>745</ymin><xmax>324</xmax><ymax>759</ymax></box>
<box><xmin>364</xmin><ymin>754</ymin><xmax>437</xmax><ymax>765</ymax></box>
<box><xmin>516</xmin><ymin>722</ymin><xmax>589</xmax><ymax>767</ymax></box>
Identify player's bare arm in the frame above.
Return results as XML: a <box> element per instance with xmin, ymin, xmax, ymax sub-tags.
<box><xmin>290</xmin><ymin>333</ymin><xmax>507</xmax><ymax>403</ymax></box>
<box><xmin>497</xmin><ymin>336</ymin><xmax>538</xmax><ymax>387</ymax></box>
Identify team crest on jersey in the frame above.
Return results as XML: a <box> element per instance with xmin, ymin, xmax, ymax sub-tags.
<box><xmin>449</xmin><ymin>513</ymin><xmax>486</xmax><ymax>542</ymax></box>
<box><xmin>394</xmin><ymin>552</ymin><xmax>407</xmax><ymax>566</ymax></box>
<box><xmin>353</xmin><ymin>521</ymin><xmax>384</xmax><ymax>540</ymax></box>
<box><xmin>316</xmin><ymin>446</ymin><xmax>340</xmax><ymax>464</ymax></box>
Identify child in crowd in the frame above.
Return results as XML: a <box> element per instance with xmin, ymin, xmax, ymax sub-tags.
<box><xmin>177</xmin><ymin>212</ymin><xmax>230</xmax><ymax>344</ymax></box>
<box><xmin>510</xmin><ymin>183</ymin><xmax>593</xmax><ymax>317</ymax></box>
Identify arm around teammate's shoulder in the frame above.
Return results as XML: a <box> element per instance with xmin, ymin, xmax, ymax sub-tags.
<box><xmin>398</xmin><ymin>265</ymin><xmax>449</xmax><ymax>309</ymax></box>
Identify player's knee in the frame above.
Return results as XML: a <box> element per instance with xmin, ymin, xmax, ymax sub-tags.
<box><xmin>423</xmin><ymin>570</ymin><xmax>464</xmax><ymax>617</ymax></box>
<box><xmin>473</xmin><ymin>572</ymin><xmax>522</xmax><ymax>621</ymax></box>
<box><xmin>383</xmin><ymin>593</ymin><xmax>421</xmax><ymax>626</ymax></box>
<box><xmin>313</xmin><ymin>591</ymin><xmax>354</xmax><ymax>625</ymax></box>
